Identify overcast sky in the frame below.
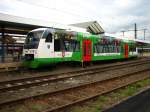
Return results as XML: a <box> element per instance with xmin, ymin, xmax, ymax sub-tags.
<box><xmin>0</xmin><ymin>0</ymin><xmax>150</xmax><ymax>40</ymax></box>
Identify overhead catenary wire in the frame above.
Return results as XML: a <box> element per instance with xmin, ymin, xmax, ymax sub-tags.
<box><xmin>121</xmin><ymin>23</ymin><xmax>148</xmax><ymax>40</ymax></box>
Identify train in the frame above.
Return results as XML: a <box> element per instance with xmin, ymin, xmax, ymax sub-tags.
<box><xmin>23</xmin><ymin>28</ymin><xmax>137</xmax><ymax>68</ymax></box>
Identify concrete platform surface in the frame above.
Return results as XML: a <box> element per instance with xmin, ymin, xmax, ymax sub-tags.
<box><xmin>0</xmin><ymin>62</ymin><xmax>22</xmax><ymax>72</ymax></box>
<box><xmin>103</xmin><ymin>88</ymin><xmax>150</xmax><ymax>112</ymax></box>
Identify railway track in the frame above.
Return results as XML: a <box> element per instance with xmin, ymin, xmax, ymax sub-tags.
<box><xmin>43</xmin><ymin>68</ymin><xmax>150</xmax><ymax>112</ymax></box>
<box><xmin>0</xmin><ymin>59</ymin><xmax>150</xmax><ymax>112</ymax></box>
<box><xmin>0</xmin><ymin>58</ymin><xmax>150</xmax><ymax>93</ymax></box>
<box><xmin>0</xmin><ymin>57</ymin><xmax>147</xmax><ymax>76</ymax></box>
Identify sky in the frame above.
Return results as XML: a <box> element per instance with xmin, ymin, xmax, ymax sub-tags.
<box><xmin>0</xmin><ymin>0</ymin><xmax>150</xmax><ymax>40</ymax></box>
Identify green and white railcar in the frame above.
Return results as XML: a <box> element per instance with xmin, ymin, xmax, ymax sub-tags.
<box><xmin>23</xmin><ymin>28</ymin><xmax>137</xmax><ymax>68</ymax></box>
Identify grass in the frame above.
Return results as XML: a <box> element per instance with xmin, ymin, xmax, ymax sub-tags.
<box><xmin>70</xmin><ymin>78</ymin><xmax>150</xmax><ymax>112</ymax></box>
<box><xmin>14</xmin><ymin>99</ymin><xmax>49</xmax><ymax>112</ymax></box>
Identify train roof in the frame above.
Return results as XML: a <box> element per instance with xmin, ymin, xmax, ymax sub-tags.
<box><xmin>30</xmin><ymin>28</ymin><xmax>48</xmax><ymax>32</ymax></box>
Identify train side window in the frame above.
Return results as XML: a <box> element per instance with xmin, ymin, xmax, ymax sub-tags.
<box><xmin>64</xmin><ymin>40</ymin><xmax>71</xmax><ymax>51</ymax></box>
<box><xmin>74</xmin><ymin>41</ymin><xmax>80</xmax><ymax>52</ymax></box>
<box><xmin>94</xmin><ymin>44</ymin><xmax>98</xmax><ymax>53</ymax></box>
<box><xmin>131</xmin><ymin>45</ymin><xmax>136</xmax><ymax>52</ymax></box>
<box><xmin>94</xmin><ymin>44</ymin><xmax>100</xmax><ymax>53</ymax></box>
<box><xmin>103</xmin><ymin>45</ymin><xmax>105</xmax><ymax>53</ymax></box>
<box><xmin>54</xmin><ymin>39</ymin><xmax>61</xmax><ymax>51</ymax></box>
<box><xmin>63</xmin><ymin>40</ymin><xmax>80</xmax><ymax>52</ymax></box>
<box><xmin>99</xmin><ymin>45</ymin><xmax>102</xmax><ymax>53</ymax></box>
<box><xmin>100</xmin><ymin>46</ymin><xmax>103</xmax><ymax>53</ymax></box>
<box><xmin>45</xmin><ymin>33</ymin><xmax>52</xmax><ymax>42</ymax></box>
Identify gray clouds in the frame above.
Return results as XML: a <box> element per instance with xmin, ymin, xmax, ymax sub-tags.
<box><xmin>0</xmin><ymin>0</ymin><xmax>150</xmax><ymax>39</ymax></box>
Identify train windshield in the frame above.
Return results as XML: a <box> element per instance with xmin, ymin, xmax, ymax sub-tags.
<box><xmin>24</xmin><ymin>30</ymin><xmax>44</xmax><ymax>49</ymax></box>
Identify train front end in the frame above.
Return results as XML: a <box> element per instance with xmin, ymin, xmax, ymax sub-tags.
<box><xmin>23</xmin><ymin>29</ymin><xmax>44</xmax><ymax>68</ymax></box>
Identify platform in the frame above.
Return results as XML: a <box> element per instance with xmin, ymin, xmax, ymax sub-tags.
<box><xmin>103</xmin><ymin>88</ymin><xmax>150</xmax><ymax>112</ymax></box>
<box><xmin>0</xmin><ymin>62</ymin><xmax>22</xmax><ymax>72</ymax></box>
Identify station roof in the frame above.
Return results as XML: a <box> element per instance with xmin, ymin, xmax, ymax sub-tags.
<box><xmin>70</xmin><ymin>21</ymin><xmax>105</xmax><ymax>34</ymax></box>
<box><xmin>0</xmin><ymin>13</ymin><xmax>105</xmax><ymax>35</ymax></box>
<box><xmin>135</xmin><ymin>39</ymin><xmax>150</xmax><ymax>45</ymax></box>
<box><xmin>0</xmin><ymin>13</ymin><xmax>94</xmax><ymax>35</ymax></box>
<box><xmin>0</xmin><ymin>13</ymin><xmax>70</xmax><ymax>35</ymax></box>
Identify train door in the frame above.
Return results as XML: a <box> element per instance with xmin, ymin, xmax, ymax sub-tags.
<box><xmin>124</xmin><ymin>43</ymin><xmax>128</xmax><ymax>58</ymax></box>
<box><xmin>82</xmin><ymin>40</ymin><xmax>92</xmax><ymax>61</ymax></box>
